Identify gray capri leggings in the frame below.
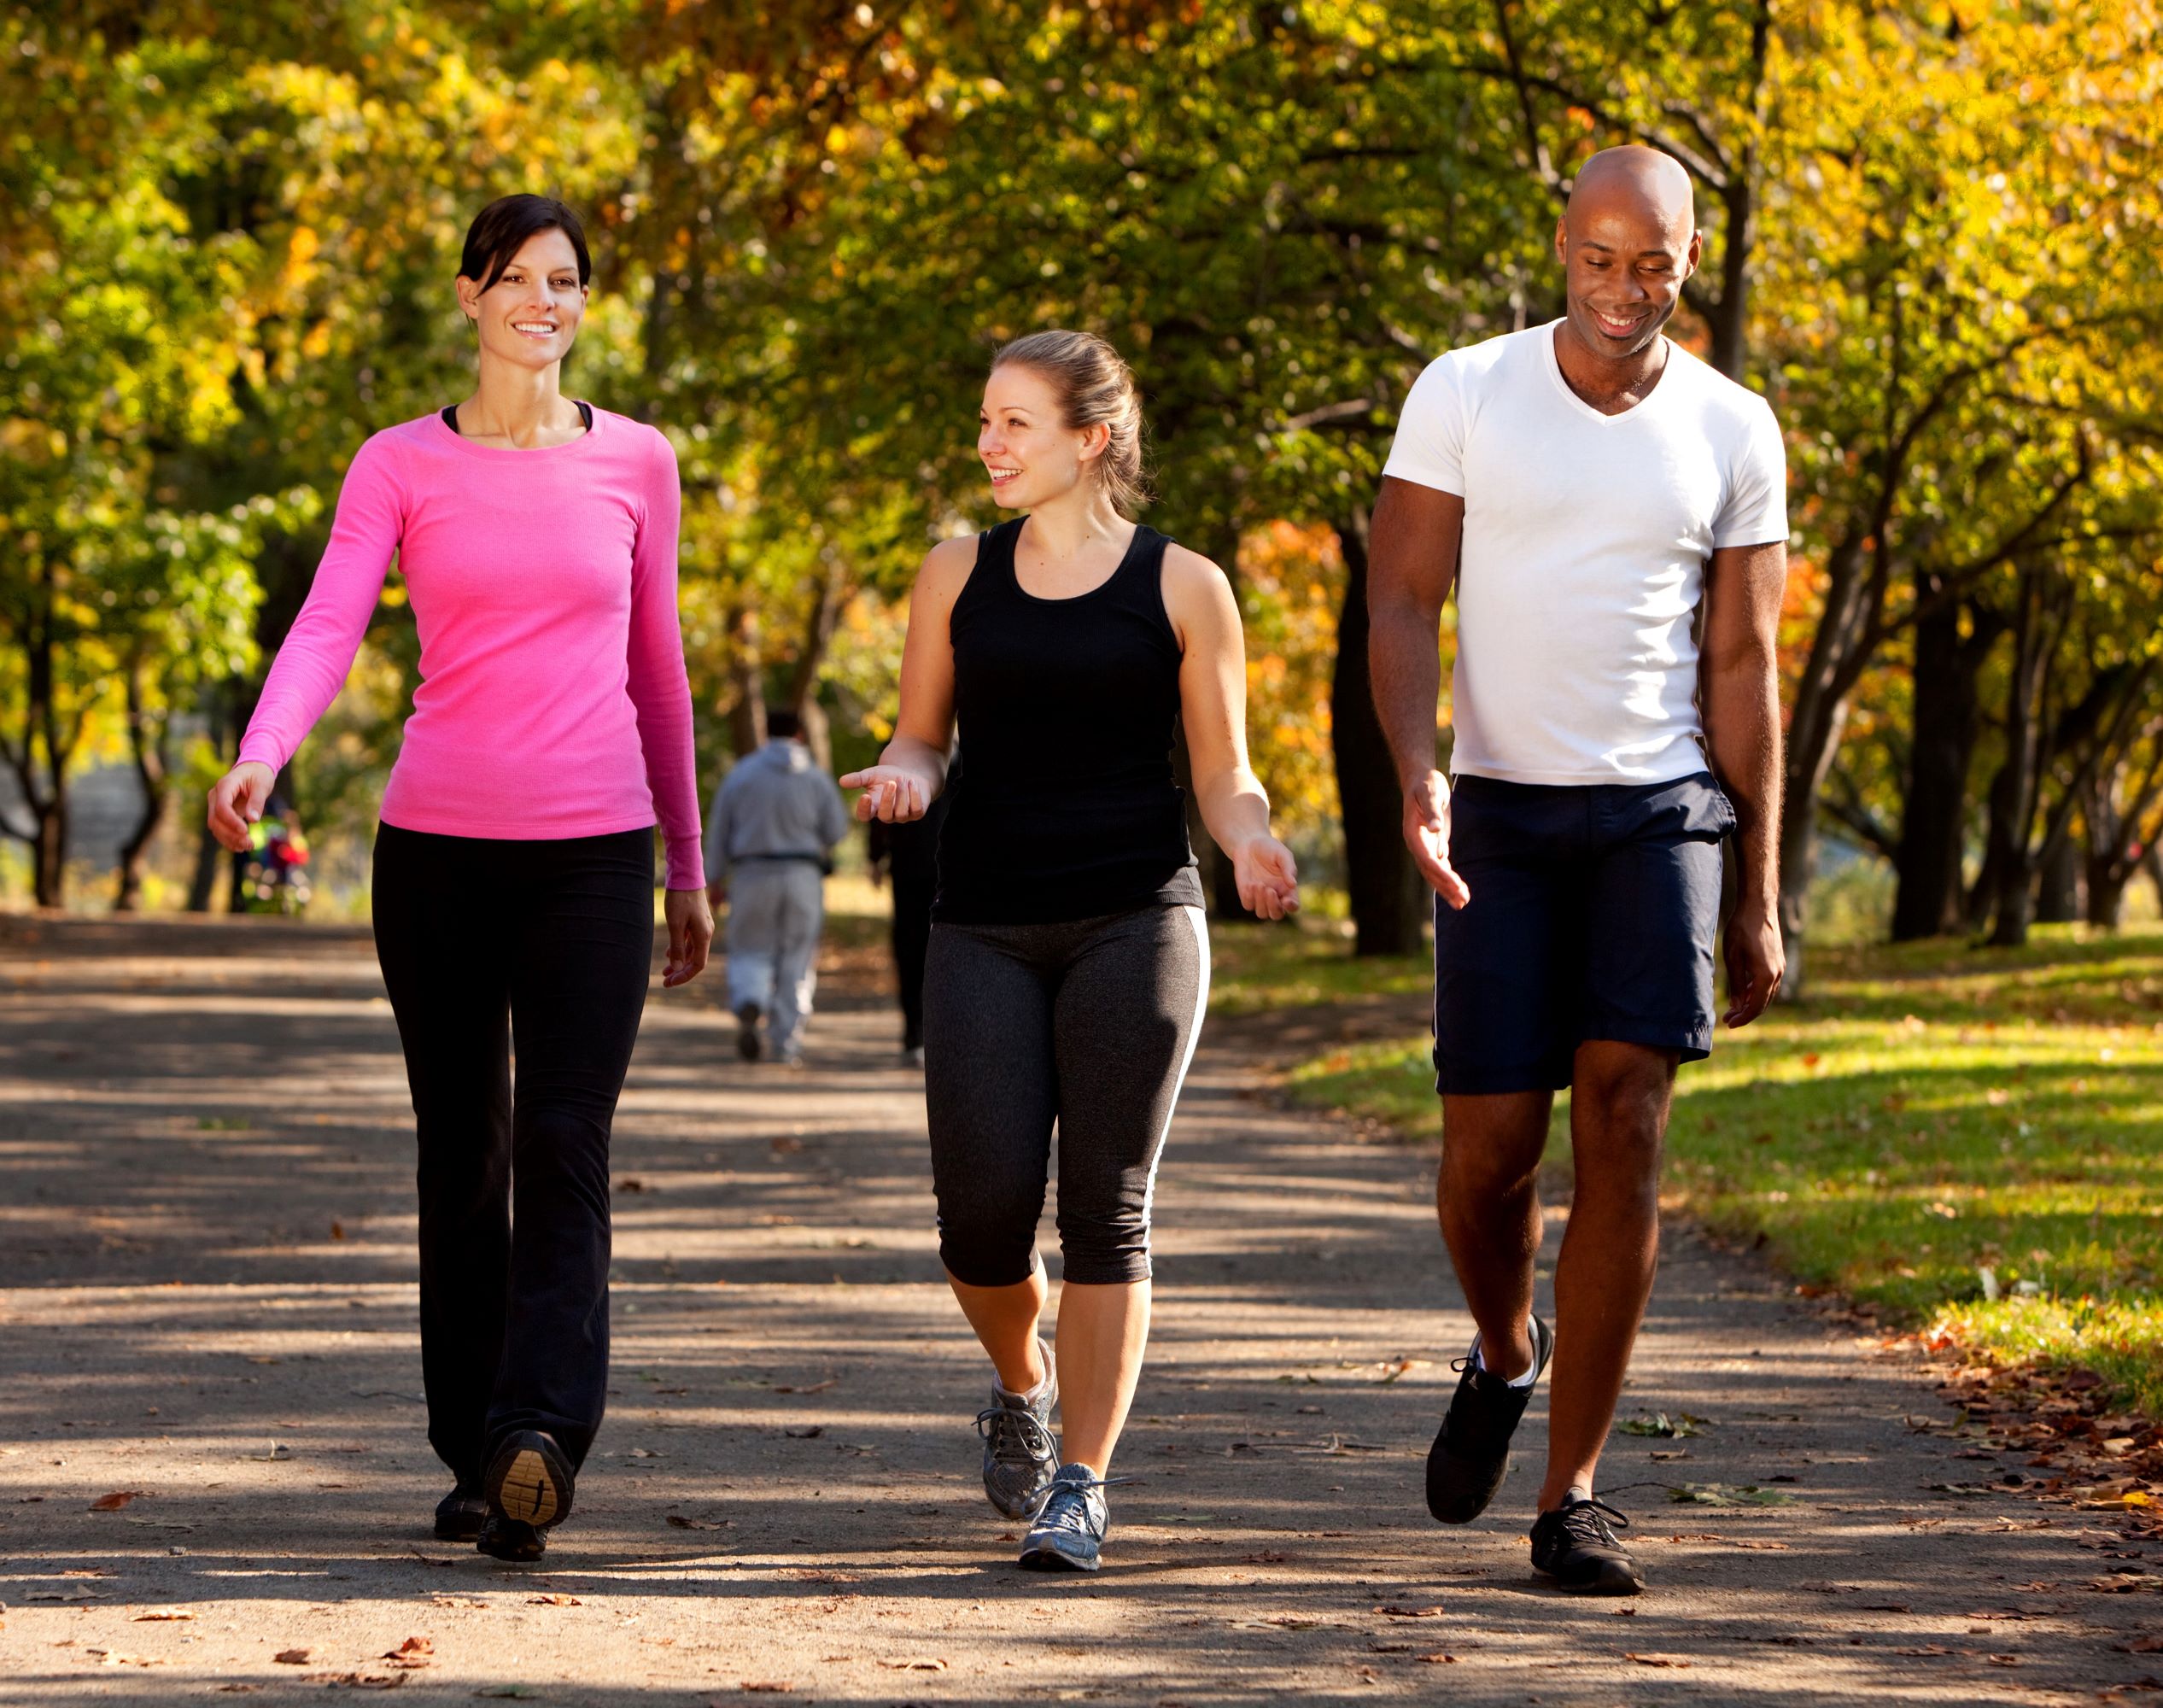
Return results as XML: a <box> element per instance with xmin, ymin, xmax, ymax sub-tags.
<box><xmin>923</xmin><ymin>904</ymin><xmax>1210</xmax><ymax>1287</ymax></box>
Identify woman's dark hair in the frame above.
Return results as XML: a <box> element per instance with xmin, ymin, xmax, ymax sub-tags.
<box><xmin>459</xmin><ymin>195</ymin><xmax>590</xmax><ymax>293</ymax></box>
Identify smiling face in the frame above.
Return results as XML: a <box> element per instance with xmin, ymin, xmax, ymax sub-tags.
<box><xmin>979</xmin><ymin>362</ymin><xmax>1108</xmax><ymax>510</ymax></box>
<box><xmin>1554</xmin><ymin>151</ymin><xmax>1701</xmax><ymax>365</ymax></box>
<box><xmin>456</xmin><ymin>228</ymin><xmax>588</xmax><ymax>371</ymax></box>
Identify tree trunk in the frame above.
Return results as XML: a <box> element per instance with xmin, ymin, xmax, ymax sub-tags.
<box><xmin>1891</xmin><ymin>593</ymin><xmax>1991</xmax><ymax>939</ymax></box>
<box><xmin>1985</xmin><ymin>565</ymin><xmax>2057</xmax><ymax>949</ymax></box>
<box><xmin>726</xmin><ymin>603</ymin><xmax>767</xmax><ymax>759</ymax></box>
<box><xmin>2035</xmin><ymin>831</ymin><xmax>2079</xmax><ymax>924</ymax></box>
<box><xmin>784</xmin><ymin>559</ymin><xmax>850</xmax><ymax>775</ymax></box>
<box><xmin>1334</xmin><ymin>509</ymin><xmax>1425</xmax><ymax>956</ymax></box>
<box><xmin>114</xmin><ymin>654</ymin><xmax>169</xmax><ymax>913</ymax></box>
<box><xmin>32</xmin><ymin>803</ymin><xmax>66</xmax><ymax>908</ymax></box>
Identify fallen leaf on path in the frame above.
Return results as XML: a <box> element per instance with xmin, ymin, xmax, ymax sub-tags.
<box><xmin>783</xmin><ymin>1426</ymin><xmax>823</xmax><ymax>1439</ymax></box>
<box><xmin>1893</xmin><ymin>1645</ymin><xmax>1952</xmax><ymax>1657</ymax></box>
<box><xmin>1989</xmin><ymin>1655</ymin><xmax>2021</xmax><ymax>1666</ymax></box>
<box><xmin>1415</xmin><ymin>1653</ymin><xmax>1459</xmax><ymax>1664</ymax></box>
<box><xmin>473</xmin><ymin>1690</ymin><xmax>541</xmax><ymax>1700</ymax></box>
<box><xmin>1619</xmin><ymin>1413</ymin><xmax>1710</xmax><ymax>1438</ymax></box>
<box><xmin>274</xmin><ymin>1649</ymin><xmax>312</xmax><ymax>1664</ymax></box>
<box><xmin>527</xmin><ymin>1594</ymin><xmax>581</xmax><ymax>1606</ymax></box>
<box><xmin>774</xmin><ymin>1378</ymin><xmax>837</xmax><ymax>1395</ymax></box>
<box><xmin>1374</xmin><ymin>1605</ymin><xmax>1443</xmax><ymax>1618</ymax></box>
<box><xmin>1625</xmin><ymin>1653</ymin><xmax>1692</xmax><ymax>1669</ymax></box>
<box><xmin>133</xmin><ymin>1610</ymin><xmax>193</xmax><ymax>1621</ymax></box>
<box><xmin>731</xmin><ymin>1686</ymin><xmax>793</xmax><ymax>1696</ymax></box>
<box><xmin>2117</xmin><ymin>1639</ymin><xmax>2163</xmax><ymax>1653</ymax></box>
<box><xmin>382</xmin><ymin>1638</ymin><xmax>433</xmax><ymax>1668</ymax></box>
<box><xmin>89</xmin><ymin>1491</ymin><xmax>143</xmax><ymax>1511</ymax></box>
<box><xmin>1858</xmin><ymin>1603</ymin><xmax>1913</xmax><ymax>1613</ymax></box>
<box><xmin>875</xmin><ymin>1658</ymin><xmax>947</xmax><ymax>1671</ymax></box>
<box><xmin>214</xmin><ymin>1687</ymin><xmax>262</xmax><ymax>1694</ymax></box>
<box><xmin>1730</xmin><ymin>1539</ymin><xmax>1791</xmax><ymax>1550</ymax></box>
<box><xmin>666</xmin><ymin>1515</ymin><xmax>730</xmax><ymax>1530</ymax></box>
<box><xmin>1243</xmin><ymin>1551</ymin><xmax>1290</xmax><ymax>1564</ymax></box>
<box><xmin>302</xmin><ymin>1673</ymin><xmax>404</xmax><ymax>1690</ymax></box>
<box><xmin>1668</xmin><ymin>1483</ymin><xmax>1795</xmax><ymax>1506</ymax></box>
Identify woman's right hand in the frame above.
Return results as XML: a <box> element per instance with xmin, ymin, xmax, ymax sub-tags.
<box><xmin>207</xmin><ymin>761</ymin><xmax>278</xmax><ymax>852</ymax></box>
<box><xmin>839</xmin><ymin>764</ymin><xmax>929</xmax><ymax>824</ymax></box>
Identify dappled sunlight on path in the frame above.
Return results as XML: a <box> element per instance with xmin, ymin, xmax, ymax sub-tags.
<box><xmin>2</xmin><ymin>914</ymin><xmax>2158</xmax><ymax>1704</ymax></box>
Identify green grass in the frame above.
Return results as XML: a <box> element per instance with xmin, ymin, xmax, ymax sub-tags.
<box><xmin>1208</xmin><ymin>916</ymin><xmax>1429</xmax><ymax>1015</ymax></box>
<box><xmin>1247</xmin><ymin>921</ymin><xmax>2163</xmax><ymax>1416</ymax></box>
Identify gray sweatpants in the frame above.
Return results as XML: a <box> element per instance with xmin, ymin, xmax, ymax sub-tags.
<box><xmin>725</xmin><ymin>860</ymin><xmax>825</xmax><ymax>1057</ymax></box>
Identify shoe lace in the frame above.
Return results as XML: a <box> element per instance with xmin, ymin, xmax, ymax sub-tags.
<box><xmin>1031</xmin><ymin>1472</ymin><xmax>1126</xmax><ymax>1536</ymax></box>
<box><xmin>1557</xmin><ymin>1496</ymin><xmax>1631</xmax><ymax>1547</ymax></box>
<box><xmin>976</xmin><ymin>1404</ymin><xmax>1055</xmax><ymax>1467</ymax></box>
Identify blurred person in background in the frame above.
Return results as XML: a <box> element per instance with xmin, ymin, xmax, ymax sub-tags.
<box><xmin>867</xmin><ymin>752</ymin><xmax>956</xmax><ymax>1068</ymax></box>
<box><xmin>704</xmin><ymin>705</ymin><xmax>850</xmax><ymax>1066</ymax></box>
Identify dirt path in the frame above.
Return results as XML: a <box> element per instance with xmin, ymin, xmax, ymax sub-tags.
<box><xmin>2</xmin><ymin>913</ymin><xmax>2157</xmax><ymax>1705</ymax></box>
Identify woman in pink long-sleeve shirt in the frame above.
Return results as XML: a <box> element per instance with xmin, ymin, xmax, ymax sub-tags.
<box><xmin>207</xmin><ymin>195</ymin><xmax>711</xmax><ymax>1565</ymax></box>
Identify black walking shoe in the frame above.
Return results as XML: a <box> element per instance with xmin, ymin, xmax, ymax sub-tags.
<box><xmin>1425</xmin><ymin>1313</ymin><xmax>1553</xmax><ymax>1524</ymax></box>
<box><xmin>476</xmin><ymin>1514</ymin><xmax>547</xmax><ymax>1563</ymax></box>
<box><xmin>1529</xmin><ymin>1494</ymin><xmax>1645</xmax><ymax>1595</ymax></box>
<box><xmin>484</xmin><ymin>1430</ymin><xmax>575</xmax><ymax>1533</ymax></box>
<box><xmin>735</xmin><ymin>1002</ymin><xmax>763</xmax><ymax>1062</ymax></box>
<box><xmin>434</xmin><ymin>1481</ymin><xmax>488</xmax><ymax>1541</ymax></box>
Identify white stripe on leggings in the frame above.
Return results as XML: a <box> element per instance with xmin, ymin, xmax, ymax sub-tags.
<box><xmin>1137</xmin><ymin>904</ymin><xmax>1212</xmax><ymax>1230</ymax></box>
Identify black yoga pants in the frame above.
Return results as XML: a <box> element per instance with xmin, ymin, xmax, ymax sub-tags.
<box><xmin>923</xmin><ymin>904</ymin><xmax>1209</xmax><ymax>1288</ymax></box>
<box><xmin>371</xmin><ymin>822</ymin><xmax>653</xmax><ymax>1482</ymax></box>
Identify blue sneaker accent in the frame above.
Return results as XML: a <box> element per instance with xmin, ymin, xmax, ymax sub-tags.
<box><xmin>1017</xmin><ymin>1464</ymin><xmax>1112</xmax><ymax>1572</ymax></box>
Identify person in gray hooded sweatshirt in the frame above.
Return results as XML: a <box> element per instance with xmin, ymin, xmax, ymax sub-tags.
<box><xmin>704</xmin><ymin>708</ymin><xmax>851</xmax><ymax>1064</ymax></box>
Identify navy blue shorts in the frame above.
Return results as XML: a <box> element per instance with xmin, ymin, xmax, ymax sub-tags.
<box><xmin>1432</xmin><ymin>772</ymin><xmax>1734</xmax><ymax>1095</ymax></box>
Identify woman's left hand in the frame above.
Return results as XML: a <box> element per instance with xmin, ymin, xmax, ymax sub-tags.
<box><xmin>1231</xmin><ymin>835</ymin><xmax>1301</xmax><ymax>921</ymax></box>
<box><xmin>663</xmin><ymin>886</ymin><xmax>715</xmax><ymax>987</ymax></box>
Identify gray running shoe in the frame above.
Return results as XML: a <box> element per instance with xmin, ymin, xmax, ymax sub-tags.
<box><xmin>975</xmin><ymin>1345</ymin><xmax>1058</xmax><ymax>1519</ymax></box>
<box><xmin>1017</xmin><ymin>1464</ymin><xmax>1111</xmax><ymax>1572</ymax></box>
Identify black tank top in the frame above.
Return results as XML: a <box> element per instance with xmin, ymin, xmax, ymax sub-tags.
<box><xmin>933</xmin><ymin>518</ymin><xmax>1203</xmax><ymax>924</ymax></box>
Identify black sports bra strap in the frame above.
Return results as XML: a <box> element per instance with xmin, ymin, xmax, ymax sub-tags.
<box><xmin>440</xmin><ymin>401</ymin><xmax>593</xmax><ymax>436</ymax></box>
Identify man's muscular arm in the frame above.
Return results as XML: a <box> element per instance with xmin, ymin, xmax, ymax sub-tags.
<box><xmin>1701</xmin><ymin>539</ymin><xmax>1786</xmax><ymax>1025</ymax></box>
<box><xmin>1366</xmin><ymin>476</ymin><xmax>1470</xmax><ymax>908</ymax></box>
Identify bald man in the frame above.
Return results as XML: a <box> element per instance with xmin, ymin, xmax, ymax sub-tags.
<box><xmin>1367</xmin><ymin>145</ymin><xmax>1788</xmax><ymax>1594</ymax></box>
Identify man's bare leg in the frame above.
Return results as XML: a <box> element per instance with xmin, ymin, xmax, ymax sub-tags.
<box><xmin>1536</xmin><ymin>1038</ymin><xmax>1675</xmax><ymax>1510</ymax></box>
<box><xmin>1437</xmin><ymin>1090</ymin><xmax>1553</xmax><ymax>1378</ymax></box>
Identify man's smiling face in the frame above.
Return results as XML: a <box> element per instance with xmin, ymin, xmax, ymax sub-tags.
<box><xmin>1554</xmin><ymin>150</ymin><xmax>1702</xmax><ymax>365</ymax></box>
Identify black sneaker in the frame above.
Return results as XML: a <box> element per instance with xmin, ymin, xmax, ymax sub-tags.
<box><xmin>735</xmin><ymin>1002</ymin><xmax>763</xmax><ymax>1062</ymax></box>
<box><xmin>1425</xmin><ymin>1313</ymin><xmax>1553</xmax><ymax>1524</ymax></box>
<box><xmin>434</xmin><ymin>1481</ymin><xmax>487</xmax><ymax>1541</ymax></box>
<box><xmin>484</xmin><ymin>1430</ymin><xmax>575</xmax><ymax>1534</ymax></box>
<box><xmin>1529</xmin><ymin>1494</ymin><xmax>1645</xmax><ymax>1595</ymax></box>
<box><xmin>476</xmin><ymin>1513</ymin><xmax>546</xmax><ymax>1563</ymax></box>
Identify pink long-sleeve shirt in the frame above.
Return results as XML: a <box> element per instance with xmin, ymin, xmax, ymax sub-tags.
<box><xmin>238</xmin><ymin>408</ymin><xmax>704</xmax><ymax>888</ymax></box>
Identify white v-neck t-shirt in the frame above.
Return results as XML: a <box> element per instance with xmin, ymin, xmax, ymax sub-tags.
<box><xmin>1382</xmin><ymin>321</ymin><xmax>1787</xmax><ymax>787</ymax></box>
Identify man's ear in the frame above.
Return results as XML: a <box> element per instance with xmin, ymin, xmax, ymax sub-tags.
<box><xmin>1552</xmin><ymin>213</ymin><xmax>1570</xmax><ymax>269</ymax></box>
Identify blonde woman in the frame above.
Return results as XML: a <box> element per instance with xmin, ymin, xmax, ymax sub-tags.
<box><xmin>843</xmin><ymin>330</ymin><xmax>1299</xmax><ymax>1571</ymax></box>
